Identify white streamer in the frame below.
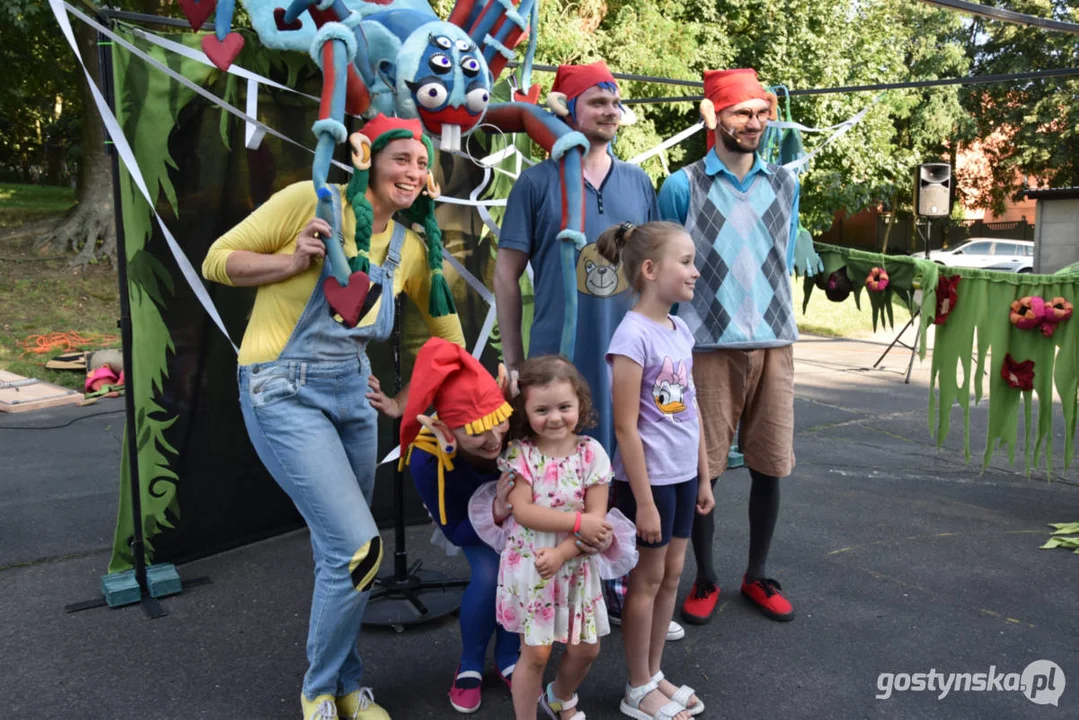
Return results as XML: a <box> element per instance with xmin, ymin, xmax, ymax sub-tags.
<box><xmin>627</xmin><ymin>122</ymin><xmax>704</xmax><ymax>166</ymax></box>
<box><xmin>244</xmin><ymin>77</ymin><xmax>266</xmax><ymax>150</ymax></box>
<box><xmin>52</xmin><ymin>0</ymin><xmax>239</xmax><ymax>354</ymax></box>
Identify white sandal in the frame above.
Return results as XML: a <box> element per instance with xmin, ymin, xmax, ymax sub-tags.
<box><xmin>652</xmin><ymin>671</ymin><xmax>704</xmax><ymax>716</ymax></box>
<box><xmin>619</xmin><ymin>677</ymin><xmax>687</xmax><ymax>720</ymax></box>
<box><xmin>540</xmin><ymin>682</ymin><xmax>586</xmax><ymax>720</ymax></box>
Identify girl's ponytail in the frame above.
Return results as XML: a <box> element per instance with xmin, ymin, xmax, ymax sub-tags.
<box><xmin>597</xmin><ymin>222</ymin><xmax>634</xmax><ymax>265</ymax></box>
<box><xmin>595</xmin><ymin>220</ymin><xmax>684</xmax><ymax>292</ymax></box>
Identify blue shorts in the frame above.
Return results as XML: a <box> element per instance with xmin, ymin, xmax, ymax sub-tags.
<box><xmin>613</xmin><ymin>476</ymin><xmax>698</xmax><ymax>548</ymax></box>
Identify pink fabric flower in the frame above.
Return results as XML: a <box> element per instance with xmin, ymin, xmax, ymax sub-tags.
<box><xmin>1009</xmin><ymin>296</ymin><xmax>1045</xmax><ymax>331</ymax></box>
<box><xmin>865</xmin><ymin>267</ymin><xmax>889</xmax><ymax>292</ymax></box>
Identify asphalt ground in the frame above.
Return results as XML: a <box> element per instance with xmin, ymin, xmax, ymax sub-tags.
<box><xmin>2</xmin><ymin>336</ymin><xmax>1076</xmax><ymax>719</ymax></box>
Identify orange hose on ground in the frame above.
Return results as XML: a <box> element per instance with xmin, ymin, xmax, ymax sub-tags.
<box><xmin>16</xmin><ymin>331</ymin><xmax>120</xmax><ymax>356</ymax></box>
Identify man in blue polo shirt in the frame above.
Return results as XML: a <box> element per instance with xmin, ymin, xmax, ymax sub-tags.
<box><xmin>660</xmin><ymin>68</ymin><xmax>800</xmax><ymax>626</ymax></box>
<box><xmin>495</xmin><ymin>60</ymin><xmax>657</xmax><ymax>453</ymax></box>
<box><xmin>494</xmin><ymin>61</ymin><xmax>685</xmax><ymax>638</ymax></box>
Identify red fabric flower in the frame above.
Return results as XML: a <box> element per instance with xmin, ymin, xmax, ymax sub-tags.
<box><xmin>865</xmin><ymin>267</ymin><xmax>890</xmax><ymax>292</ymax></box>
<box><xmin>1001</xmin><ymin>354</ymin><xmax>1035</xmax><ymax>391</ymax></box>
<box><xmin>934</xmin><ymin>275</ymin><xmax>961</xmax><ymax>325</ymax></box>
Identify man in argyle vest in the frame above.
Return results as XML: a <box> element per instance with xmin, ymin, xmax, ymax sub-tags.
<box><xmin>659</xmin><ymin>68</ymin><xmax>799</xmax><ymax>625</ymax></box>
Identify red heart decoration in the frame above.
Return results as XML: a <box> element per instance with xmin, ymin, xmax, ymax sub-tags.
<box><xmin>179</xmin><ymin>0</ymin><xmax>215</xmax><ymax>32</ymax></box>
<box><xmin>323</xmin><ymin>271</ymin><xmax>372</xmax><ymax>328</ymax></box>
<box><xmin>274</xmin><ymin>7</ymin><xmax>303</xmax><ymax>31</ymax></box>
<box><xmin>202</xmin><ymin>32</ymin><xmax>245</xmax><ymax>72</ymax></box>
<box><xmin>513</xmin><ymin>84</ymin><xmax>542</xmax><ymax>105</ymax></box>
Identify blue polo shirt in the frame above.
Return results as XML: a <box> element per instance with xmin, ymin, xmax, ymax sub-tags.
<box><xmin>500</xmin><ymin>158</ymin><xmax>658</xmax><ymax>455</ymax></box>
<box><xmin>658</xmin><ymin>151</ymin><xmax>800</xmax><ymax>270</ymax></box>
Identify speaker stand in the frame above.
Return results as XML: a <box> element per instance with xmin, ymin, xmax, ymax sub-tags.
<box><xmin>874</xmin><ymin>218</ymin><xmax>932</xmax><ymax>384</ymax></box>
<box><xmin>873</xmin><ymin>310</ymin><xmax>920</xmax><ymax>384</ymax></box>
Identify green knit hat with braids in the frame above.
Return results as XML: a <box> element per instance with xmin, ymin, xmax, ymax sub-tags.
<box><xmin>344</xmin><ymin>114</ymin><xmax>456</xmax><ymax>318</ymax></box>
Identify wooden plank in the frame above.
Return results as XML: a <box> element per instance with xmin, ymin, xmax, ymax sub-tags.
<box><xmin>0</xmin><ymin>370</ymin><xmax>84</xmax><ymax>413</ymax></box>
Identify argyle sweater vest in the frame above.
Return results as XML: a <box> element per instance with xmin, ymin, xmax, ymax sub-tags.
<box><xmin>681</xmin><ymin>159</ymin><xmax>798</xmax><ymax>349</ymax></box>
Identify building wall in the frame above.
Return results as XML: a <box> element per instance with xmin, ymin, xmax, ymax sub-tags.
<box><xmin>816</xmin><ymin>208</ymin><xmax>880</xmax><ymax>250</ymax></box>
<box><xmin>1034</xmin><ymin>198</ymin><xmax>1079</xmax><ymax>273</ymax></box>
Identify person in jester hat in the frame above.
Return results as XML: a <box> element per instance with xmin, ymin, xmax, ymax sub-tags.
<box><xmin>399</xmin><ymin>338</ymin><xmax>631</xmax><ymax>715</ymax></box>
<box><xmin>659</xmin><ymin>68</ymin><xmax>800</xmax><ymax>628</ymax></box>
<box><xmin>203</xmin><ymin>114</ymin><xmax>464</xmax><ymax>720</ymax></box>
<box><xmin>495</xmin><ymin>60</ymin><xmax>658</xmax><ymax>456</ymax></box>
<box><xmin>398</xmin><ymin>337</ymin><xmax>518</xmax><ymax>714</ymax></box>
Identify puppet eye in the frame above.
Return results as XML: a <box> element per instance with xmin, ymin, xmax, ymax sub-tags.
<box><xmin>416</xmin><ymin>82</ymin><xmax>448</xmax><ymax>109</ymax></box>
<box><xmin>429</xmin><ymin>54</ymin><xmax>452</xmax><ymax>73</ymax></box>
<box><xmin>465</xmin><ymin>87</ymin><xmax>489</xmax><ymax>113</ymax></box>
<box><xmin>455</xmin><ymin>39</ymin><xmax>472</xmax><ymax>51</ymax></box>
<box><xmin>433</xmin><ymin>35</ymin><xmax>452</xmax><ymax>49</ymax></box>
<box><xmin>461</xmin><ymin>56</ymin><xmax>481</xmax><ymax>76</ymax></box>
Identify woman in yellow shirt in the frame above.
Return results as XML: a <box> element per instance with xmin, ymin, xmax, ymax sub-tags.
<box><xmin>203</xmin><ymin>115</ymin><xmax>464</xmax><ymax>720</ymax></box>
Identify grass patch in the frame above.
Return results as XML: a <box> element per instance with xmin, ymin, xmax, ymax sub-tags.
<box><xmin>0</xmin><ymin>183</ymin><xmax>76</xmax><ymax>228</ymax></box>
<box><xmin>0</xmin><ymin>193</ymin><xmax>119</xmax><ymax>392</ymax></box>
<box><xmin>794</xmin><ymin>275</ymin><xmax>913</xmax><ymax>338</ymax></box>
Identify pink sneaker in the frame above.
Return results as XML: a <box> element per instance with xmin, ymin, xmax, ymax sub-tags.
<box><xmin>448</xmin><ymin>668</ymin><xmax>483</xmax><ymax>714</ymax></box>
<box><xmin>497</xmin><ymin>662</ymin><xmax>515</xmax><ymax>690</ymax></box>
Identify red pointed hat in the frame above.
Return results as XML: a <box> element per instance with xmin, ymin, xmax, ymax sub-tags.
<box><xmin>361</xmin><ymin>113</ymin><xmax>424</xmax><ymax>142</ymax></box>
<box><xmin>399</xmin><ymin>338</ymin><xmax>513</xmax><ymax>450</ymax></box>
<box><xmin>703</xmin><ymin>68</ymin><xmax>769</xmax><ymax>113</ymax></box>
<box><xmin>551</xmin><ymin>61</ymin><xmax>619</xmax><ymax>101</ymax></box>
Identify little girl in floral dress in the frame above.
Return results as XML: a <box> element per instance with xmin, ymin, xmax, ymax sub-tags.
<box><xmin>496</xmin><ymin>355</ymin><xmax>635</xmax><ymax>720</ymax></box>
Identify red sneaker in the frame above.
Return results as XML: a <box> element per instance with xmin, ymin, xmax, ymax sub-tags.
<box><xmin>680</xmin><ymin>582</ymin><xmax>720</xmax><ymax>625</ymax></box>
<box><xmin>741</xmin><ymin>576</ymin><xmax>794</xmax><ymax>621</ymax></box>
<box><xmin>448</xmin><ymin>668</ymin><xmax>483</xmax><ymax>714</ymax></box>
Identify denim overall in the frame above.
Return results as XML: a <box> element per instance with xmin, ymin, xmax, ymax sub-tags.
<box><xmin>238</xmin><ymin>208</ymin><xmax>404</xmax><ymax>701</ymax></box>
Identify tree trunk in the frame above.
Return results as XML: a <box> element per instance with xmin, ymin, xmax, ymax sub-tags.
<box><xmin>34</xmin><ymin>20</ymin><xmax>116</xmax><ymax>267</ymax></box>
<box><xmin>880</xmin><ymin>193</ymin><xmax>899</xmax><ymax>254</ymax></box>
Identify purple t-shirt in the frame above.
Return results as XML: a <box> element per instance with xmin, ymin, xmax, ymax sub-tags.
<box><xmin>606</xmin><ymin>311</ymin><xmax>700</xmax><ymax>485</ymax></box>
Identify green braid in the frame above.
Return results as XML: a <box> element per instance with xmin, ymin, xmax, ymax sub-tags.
<box><xmin>402</xmin><ymin>191</ymin><xmax>457</xmax><ymax>318</ymax></box>
<box><xmin>346</xmin><ymin>169</ymin><xmax>373</xmax><ymax>274</ymax></box>
<box><xmin>346</xmin><ymin>128</ymin><xmax>414</xmax><ymax>275</ymax></box>
<box><xmin>347</xmin><ymin>130</ymin><xmax>456</xmax><ymax>318</ymax></box>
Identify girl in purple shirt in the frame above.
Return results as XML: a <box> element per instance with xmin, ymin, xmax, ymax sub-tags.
<box><xmin>600</xmin><ymin>221</ymin><xmax>714</xmax><ymax>720</ymax></box>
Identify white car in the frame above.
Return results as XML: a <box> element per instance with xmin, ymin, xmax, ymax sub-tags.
<box><xmin>922</xmin><ymin>238</ymin><xmax>1034</xmax><ymax>273</ymax></box>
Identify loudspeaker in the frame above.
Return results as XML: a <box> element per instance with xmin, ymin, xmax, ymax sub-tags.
<box><xmin>915</xmin><ymin>163</ymin><xmax>951</xmax><ymax>217</ymax></box>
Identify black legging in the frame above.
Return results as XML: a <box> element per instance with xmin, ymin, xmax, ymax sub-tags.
<box><xmin>691</xmin><ymin>469</ymin><xmax>780</xmax><ymax>586</ymax></box>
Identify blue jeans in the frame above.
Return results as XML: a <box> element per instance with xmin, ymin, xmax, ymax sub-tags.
<box><xmin>236</xmin><ymin>213</ymin><xmax>405</xmax><ymax>699</ymax></box>
<box><xmin>240</xmin><ymin>358</ymin><xmax>382</xmax><ymax>699</ymax></box>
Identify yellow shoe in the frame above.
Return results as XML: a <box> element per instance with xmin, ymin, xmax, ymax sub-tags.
<box><xmin>302</xmin><ymin>694</ymin><xmax>338</xmax><ymax>720</ymax></box>
<box><xmin>337</xmin><ymin>688</ymin><xmax>391</xmax><ymax>720</ymax></box>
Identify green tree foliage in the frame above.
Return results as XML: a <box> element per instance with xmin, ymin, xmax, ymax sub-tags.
<box><xmin>434</xmin><ymin>0</ymin><xmax>972</xmax><ymax>235</ymax></box>
<box><xmin>957</xmin><ymin>0</ymin><xmax>1079</xmax><ymax>214</ymax></box>
<box><xmin>1</xmin><ymin>2</ymin><xmax>82</xmax><ymax>184</ymax></box>
<box><xmin>29</xmin><ymin>0</ymin><xmax>1050</xmax><ymax>252</ymax></box>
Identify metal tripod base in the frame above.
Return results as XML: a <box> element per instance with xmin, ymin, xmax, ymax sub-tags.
<box><xmin>362</xmin><ymin>561</ymin><xmax>468</xmax><ymax>632</ymax></box>
<box><xmin>873</xmin><ymin>311</ymin><xmax>920</xmax><ymax>384</ymax></box>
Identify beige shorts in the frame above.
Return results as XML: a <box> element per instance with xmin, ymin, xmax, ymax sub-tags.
<box><xmin>693</xmin><ymin>345</ymin><xmax>795</xmax><ymax>479</ymax></box>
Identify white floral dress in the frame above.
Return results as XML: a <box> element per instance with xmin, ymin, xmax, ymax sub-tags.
<box><xmin>495</xmin><ymin>436</ymin><xmax>612</xmax><ymax>646</ymax></box>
